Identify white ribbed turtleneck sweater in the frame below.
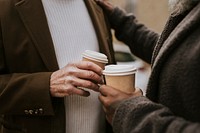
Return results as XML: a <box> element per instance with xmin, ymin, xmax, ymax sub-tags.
<box><xmin>41</xmin><ymin>0</ymin><xmax>106</xmax><ymax>133</ymax></box>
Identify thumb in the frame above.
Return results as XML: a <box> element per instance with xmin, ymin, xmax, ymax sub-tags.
<box><xmin>134</xmin><ymin>88</ymin><xmax>143</xmax><ymax>96</ymax></box>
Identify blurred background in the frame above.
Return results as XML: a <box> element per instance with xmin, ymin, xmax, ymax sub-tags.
<box><xmin>0</xmin><ymin>1</ymin><xmax>170</xmax><ymax>131</ymax></box>
<box><xmin>110</xmin><ymin>0</ymin><xmax>169</xmax><ymax>94</ymax></box>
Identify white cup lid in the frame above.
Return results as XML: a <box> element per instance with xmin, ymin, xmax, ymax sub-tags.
<box><xmin>103</xmin><ymin>65</ymin><xmax>136</xmax><ymax>76</ymax></box>
<box><xmin>82</xmin><ymin>50</ymin><xmax>108</xmax><ymax>63</ymax></box>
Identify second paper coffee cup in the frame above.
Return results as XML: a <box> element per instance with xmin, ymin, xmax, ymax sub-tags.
<box><xmin>103</xmin><ymin>65</ymin><xmax>136</xmax><ymax>93</ymax></box>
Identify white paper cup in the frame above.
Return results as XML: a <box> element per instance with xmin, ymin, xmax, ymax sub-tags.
<box><xmin>82</xmin><ymin>50</ymin><xmax>108</xmax><ymax>69</ymax></box>
<box><xmin>103</xmin><ymin>65</ymin><xmax>137</xmax><ymax>93</ymax></box>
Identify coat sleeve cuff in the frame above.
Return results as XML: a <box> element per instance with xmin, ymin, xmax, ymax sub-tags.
<box><xmin>112</xmin><ymin>96</ymin><xmax>153</xmax><ymax>132</ymax></box>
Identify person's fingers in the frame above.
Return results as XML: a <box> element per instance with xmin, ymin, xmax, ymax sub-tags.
<box><xmin>76</xmin><ymin>69</ymin><xmax>103</xmax><ymax>84</ymax></box>
<box><xmin>95</xmin><ymin>0</ymin><xmax>104</xmax><ymax>5</ymax></box>
<box><xmin>66</xmin><ymin>62</ymin><xmax>103</xmax><ymax>84</ymax></box>
<box><xmin>51</xmin><ymin>85</ymin><xmax>90</xmax><ymax>97</ymax></box>
<box><xmin>95</xmin><ymin>0</ymin><xmax>114</xmax><ymax>12</ymax></box>
<box><xmin>98</xmin><ymin>96</ymin><xmax>113</xmax><ymax>124</ymax></box>
<box><xmin>71</xmin><ymin>87</ymin><xmax>90</xmax><ymax>97</ymax></box>
<box><xmin>99</xmin><ymin>86</ymin><xmax>122</xmax><ymax>105</ymax></box>
<box><xmin>95</xmin><ymin>0</ymin><xmax>108</xmax><ymax>7</ymax></box>
<box><xmin>98</xmin><ymin>94</ymin><xmax>110</xmax><ymax>108</ymax></box>
<box><xmin>99</xmin><ymin>85</ymin><xmax>108</xmax><ymax>96</ymax></box>
<box><xmin>75</xmin><ymin>61</ymin><xmax>102</xmax><ymax>76</ymax></box>
<box><xmin>134</xmin><ymin>87</ymin><xmax>143</xmax><ymax>96</ymax></box>
<box><xmin>99</xmin><ymin>84</ymin><xmax>118</xmax><ymax>96</ymax></box>
<box><xmin>66</xmin><ymin>76</ymin><xmax>100</xmax><ymax>92</ymax></box>
<box><xmin>50</xmin><ymin>84</ymin><xmax>68</xmax><ymax>97</ymax></box>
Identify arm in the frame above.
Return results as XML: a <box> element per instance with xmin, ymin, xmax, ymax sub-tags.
<box><xmin>99</xmin><ymin>85</ymin><xmax>200</xmax><ymax>133</ymax></box>
<box><xmin>0</xmin><ymin>18</ymin><xmax>54</xmax><ymax>116</ymax></box>
<box><xmin>96</xmin><ymin>0</ymin><xmax>159</xmax><ymax>63</ymax></box>
<box><xmin>109</xmin><ymin>8</ymin><xmax>159</xmax><ymax>63</ymax></box>
<box><xmin>0</xmin><ymin>24</ymin><xmax>103</xmax><ymax>117</ymax></box>
<box><xmin>113</xmin><ymin>96</ymin><xmax>200</xmax><ymax>133</ymax></box>
<box><xmin>0</xmin><ymin>64</ymin><xmax>103</xmax><ymax>116</ymax></box>
<box><xmin>0</xmin><ymin>72</ymin><xmax>54</xmax><ymax>115</ymax></box>
<box><xmin>0</xmin><ymin>27</ymin><xmax>54</xmax><ymax>115</ymax></box>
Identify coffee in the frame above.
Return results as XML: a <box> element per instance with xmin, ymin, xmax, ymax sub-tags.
<box><xmin>103</xmin><ymin>65</ymin><xmax>136</xmax><ymax>93</ymax></box>
<box><xmin>82</xmin><ymin>50</ymin><xmax>108</xmax><ymax>69</ymax></box>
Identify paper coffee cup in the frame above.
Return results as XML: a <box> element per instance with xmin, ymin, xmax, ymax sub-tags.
<box><xmin>103</xmin><ymin>65</ymin><xmax>136</xmax><ymax>93</ymax></box>
<box><xmin>82</xmin><ymin>50</ymin><xmax>108</xmax><ymax>69</ymax></box>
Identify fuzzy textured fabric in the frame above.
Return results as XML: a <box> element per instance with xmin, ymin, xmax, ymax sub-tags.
<box><xmin>109</xmin><ymin>1</ymin><xmax>200</xmax><ymax>133</ymax></box>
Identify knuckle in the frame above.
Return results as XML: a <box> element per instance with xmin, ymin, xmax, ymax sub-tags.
<box><xmin>64</xmin><ymin>77</ymin><xmax>70</xmax><ymax>84</ymax></box>
<box><xmin>67</xmin><ymin>68</ymin><xmax>76</xmax><ymax>75</ymax></box>
<box><xmin>86</xmin><ymin>62</ymin><xmax>93</xmax><ymax>68</ymax></box>
<box><xmin>104</xmin><ymin>99</ymin><xmax>111</xmax><ymax>108</ymax></box>
<box><xmin>85</xmin><ymin>81</ymin><xmax>93</xmax><ymax>87</ymax></box>
<box><xmin>67</xmin><ymin>62</ymin><xmax>76</xmax><ymax>67</ymax></box>
<box><xmin>65</xmin><ymin>76</ymin><xmax>75</xmax><ymax>85</ymax></box>
<box><xmin>87</xmin><ymin>71</ymin><xmax>95</xmax><ymax>78</ymax></box>
<box><xmin>65</xmin><ymin>87</ymin><xmax>74</xmax><ymax>95</ymax></box>
<box><xmin>68</xmin><ymin>88</ymin><xmax>73</xmax><ymax>94</ymax></box>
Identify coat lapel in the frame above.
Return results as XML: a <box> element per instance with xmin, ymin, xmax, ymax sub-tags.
<box><xmin>14</xmin><ymin>0</ymin><xmax>59</xmax><ymax>71</ymax></box>
<box><xmin>152</xmin><ymin>3</ymin><xmax>200</xmax><ymax>69</ymax></box>
<box><xmin>147</xmin><ymin>3</ymin><xmax>200</xmax><ymax>101</ymax></box>
<box><xmin>84</xmin><ymin>0</ymin><xmax>116</xmax><ymax>64</ymax></box>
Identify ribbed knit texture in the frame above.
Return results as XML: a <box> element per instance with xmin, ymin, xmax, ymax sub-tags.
<box><xmin>42</xmin><ymin>0</ymin><xmax>99</xmax><ymax>68</ymax></box>
<box><xmin>41</xmin><ymin>0</ymin><xmax>106</xmax><ymax>133</ymax></box>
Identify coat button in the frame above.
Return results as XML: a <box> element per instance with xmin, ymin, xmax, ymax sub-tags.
<box><xmin>24</xmin><ymin>110</ymin><xmax>29</xmax><ymax>115</ymax></box>
<box><xmin>29</xmin><ymin>110</ymin><xmax>34</xmax><ymax>115</ymax></box>
<box><xmin>34</xmin><ymin>109</ymin><xmax>38</xmax><ymax>115</ymax></box>
<box><xmin>39</xmin><ymin>108</ymin><xmax>43</xmax><ymax>114</ymax></box>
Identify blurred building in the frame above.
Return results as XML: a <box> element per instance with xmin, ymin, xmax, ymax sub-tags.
<box><xmin>111</xmin><ymin>0</ymin><xmax>169</xmax><ymax>32</ymax></box>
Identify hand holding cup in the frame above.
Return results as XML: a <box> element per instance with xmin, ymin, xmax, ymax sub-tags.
<box><xmin>99</xmin><ymin>65</ymin><xmax>142</xmax><ymax>124</ymax></box>
<box><xmin>50</xmin><ymin>50</ymin><xmax>108</xmax><ymax>98</ymax></box>
<box><xmin>50</xmin><ymin>61</ymin><xmax>103</xmax><ymax>97</ymax></box>
<box><xmin>103</xmin><ymin>65</ymin><xmax>137</xmax><ymax>93</ymax></box>
<box><xmin>99</xmin><ymin>85</ymin><xmax>143</xmax><ymax>124</ymax></box>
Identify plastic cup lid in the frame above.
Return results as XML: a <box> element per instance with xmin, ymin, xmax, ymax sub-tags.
<box><xmin>103</xmin><ymin>65</ymin><xmax>136</xmax><ymax>76</ymax></box>
<box><xmin>82</xmin><ymin>50</ymin><xmax>108</xmax><ymax>63</ymax></box>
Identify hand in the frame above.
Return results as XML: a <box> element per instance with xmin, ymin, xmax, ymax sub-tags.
<box><xmin>95</xmin><ymin>0</ymin><xmax>115</xmax><ymax>13</ymax></box>
<box><xmin>50</xmin><ymin>61</ymin><xmax>103</xmax><ymax>97</ymax></box>
<box><xmin>99</xmin><ymin>85</ymin><xmax>143</xmax><ymax>124</ymax></box>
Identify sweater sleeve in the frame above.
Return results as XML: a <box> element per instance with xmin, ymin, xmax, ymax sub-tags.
<box><xmin>108</xmin><ymin>7</ymin><xmax>160</xmax><ymax>64</ymax></box>
<box><xmin>113</xmin><ymin>96</ymin><xmax>200</xmax><ymax>133</ymax></box>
